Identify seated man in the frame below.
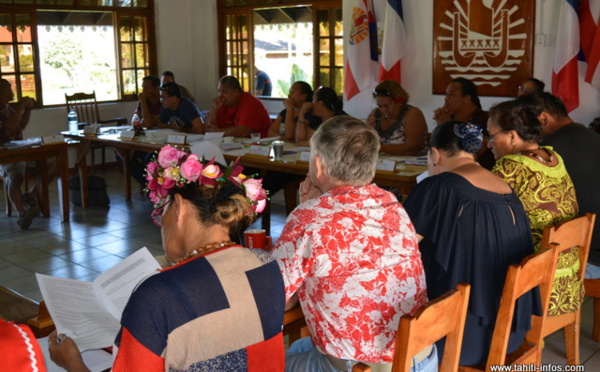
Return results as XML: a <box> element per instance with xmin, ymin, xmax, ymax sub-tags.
<box><xmin>0</xmin><ymin>78</ymin><xmax>41</xmax><ymax>230</ymax></box>
<box><xmin>526</xmin><ymin>92</ymin><xmax>600</xmax><ymax>278</ymax></box>
<box><xmin>160</xmin><ymin>70</ymin><xmax>196</xmax><ymax>103</ymax></box>
<box><xmin>158</xmin><ymin>82</ymin><xmax>205</xmax><ymax>134</ymax></box>
<box><xmin>254</xmin><ymin>65</ymin><xmax>272</xmax><ymax>97</ymax></box>
<box><xmin>130</xmin><ymin>75</ymin><xmax>162</xmax><ymax>188</ymax></box>
<box><xmin>205</xmin><ymin>75</ymin><xmax>271</xmax><ymax>138</ymax></box>
<box><xmin>271</xmin><ymin>116</ymin><xmax>435</xmax><ymax>371</ymax></box>
<box><xmin>134</xmin><ymin>75</ymin><xmax>162</xmax><ymax>128</ymax></box>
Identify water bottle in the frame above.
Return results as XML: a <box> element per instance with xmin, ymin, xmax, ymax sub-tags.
<box><xmin>131</xmin><ymin>113</ymin><xmax>141</xmax><ymax>135</ymax></box>
<box><xmin>68</xmin><ymin>109</ymin><xmax>78</xmax><ymax>135</ymax></box>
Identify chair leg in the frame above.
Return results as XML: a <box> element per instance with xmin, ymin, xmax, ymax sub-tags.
<box><xmin>594</xmin><ymin>297</ymin><xmax>600</xmax><ymax>342</ymax></box>
<box><xmin>564</xmin><ymin>312</ymin><xmax>580</xmax><ymax>364</ymax></box>
<box><xmin>261</xmin><ymin>199</ymin><xmax>271</xmax><ymax>236</ymax></box>
<box><xmin>101</xmin><ymin>147</ymin><xmax>106</xmax><ymax>170</ymax></box>
<box><xmin>3</xmin><ymin>181</ymin><xmax>11</xmax><ymax>217</ymax></box>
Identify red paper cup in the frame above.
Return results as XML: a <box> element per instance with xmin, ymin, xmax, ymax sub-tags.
<box><xmin>244</xmin><ymin>229</ymin><xmax>272</xmax><ymax>251</ymax></box>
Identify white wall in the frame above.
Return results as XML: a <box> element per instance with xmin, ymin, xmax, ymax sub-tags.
<box><xmin>23</xmin><ymin>0</ymin><xmax>600</xmax><ymax>139</ymax></box>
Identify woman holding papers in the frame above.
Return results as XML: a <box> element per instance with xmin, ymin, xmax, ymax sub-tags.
<box><xmin>402</xmin><ymin>121</ymin><xmax>536</xmax><ymax>366</ymax></box>
<box><xmin>49</xmin><ymin>146</ymin><xmax>285</xmax><ymax>371</ymax></box>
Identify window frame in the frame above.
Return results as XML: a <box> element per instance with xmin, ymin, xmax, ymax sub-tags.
<box><xmin>0</xmin><ymin>0</ymin><xmax>157</xmax><ymax>107</ymax></box>
<box><xmin>217</xmin><ymin>0</ymin><xmax>343</xmax><ymax>97</ymax></box>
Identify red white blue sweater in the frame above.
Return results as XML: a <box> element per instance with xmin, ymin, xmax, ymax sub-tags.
<box><xmin>112</xmin><ymin>246</ymin><xmax>285</xmax><ymax>371</ymax></box>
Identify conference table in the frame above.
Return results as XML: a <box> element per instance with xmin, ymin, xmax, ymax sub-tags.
<box><xmin>64</xmin><ymin>128</ymin><xmax>427</xmax><ymax>208</ymax></box>
<box><xmin>0</xmin><ymin>141</ymin><xmax>72</xmax><ymax>222</ymax></box>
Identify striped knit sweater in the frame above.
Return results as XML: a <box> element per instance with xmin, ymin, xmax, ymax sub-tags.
<box><xmin>112</xmin><ymin>246</ymin><xmax>285</xmax><ymax>371</ymax></box>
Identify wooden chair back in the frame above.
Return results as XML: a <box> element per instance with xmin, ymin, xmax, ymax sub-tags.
<box><xmin>536</xmin><ymin>213</ymin><xmax>596</xmax><ymax>364</ymax></box>
<box><xmin>65</xmin><ymin>91</ymin><xmax>127</xmax><ymax>127</ymax></box>
<box><xmin>393</xmin><ymin>283</ymin><xmax>471</xmax><ymax>372</ymax></box>
<box><xmin>480</xmin><ymin>244</ymin><xmax>560</xmax><ymax>371</ymax></box>
<box><xmin>352</xmin><ymin>283</ymin><xmax>471</xmax><ymax>372</ymax></box>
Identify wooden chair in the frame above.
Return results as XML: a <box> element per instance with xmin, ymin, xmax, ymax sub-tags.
<box><xmin>0</xmin><ymin>286</ymin><xmax>55</xmax><ymax>338</ymax></box>
<box><xmin>458</xmin><ymin>244</ymin><xmax>560</xmax><ymax>372</ymax></box>
<box><xmin>65</xmin><ymin>91</ymin><xmax>127</xmax><ymax>168</ymax></box>
<box><xmin>352</xmin><ymin>283</ymin><xmax>471</xmax><ymax>372</ymax></box>
<box><xmin>283</xmin><ymin>303</ymin><xmax>309</xmax><ymax>346</ymax></box>
<box><xmin>536</xmin><ymin>213</ymin><xmax>596</xmax><ymax>364</ymax></box>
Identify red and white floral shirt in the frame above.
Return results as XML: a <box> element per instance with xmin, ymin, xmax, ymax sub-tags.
<box><xmin>271</xmin><ymin>184</ymin><xmax>427</xmax><ymax>363</ymax></box>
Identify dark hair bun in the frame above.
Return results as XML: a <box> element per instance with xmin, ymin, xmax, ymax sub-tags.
<box><xmin>453</xmin><ymin>123</ymin><xmax>483</xmax><ymax>154</ymax></box>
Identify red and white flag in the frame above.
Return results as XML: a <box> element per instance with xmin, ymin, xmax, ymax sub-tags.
<box><xmin>344</xmin><ymin>0</ymin><xmax>379</xmax><ymax>100</ymax></box>
<box><xmin>378</xmin><ymin>0</ymin><xmax>406</xmax><ymax>84</ymax></box>
<box><xmin>580</xmin><ymin>0</ymin><xmax>600</xmax><ymax>88</ymax></box>
<box><xmin>552</xmin><ymin>0</ymin><xmax>580</xmax><ymax>112</ymax></box>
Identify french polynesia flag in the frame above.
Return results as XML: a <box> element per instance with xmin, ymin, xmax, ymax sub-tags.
<box><xmin>552</xmin><ymin>0</ymin><xmax>580</xmax><ymax>112</ymax></box>
<box><xmin>580</xmin><ymin>0</ymin><xmax>600</xmax><ymax>88</ymax></box>
<box><xmin>378</xmin><ymin>0</ymin><xmax>406</xmax><ymax>84</ymax></box>
<box><xmin>344</xmin><ymin>0</ymin><xmax>379</xmax><ymax>100</ymax></box>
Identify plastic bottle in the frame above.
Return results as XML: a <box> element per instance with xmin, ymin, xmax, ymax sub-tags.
<box><xmin>68</xmin><ymin>109</ymin><xmax>78</xmax><ymax>135</ymax></box>
<box><xmin>132</xmin><ymin>113</ymin><xmax>141</xmax><ymax>135</ymax></box>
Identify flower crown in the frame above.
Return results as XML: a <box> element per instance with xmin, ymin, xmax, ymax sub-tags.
<box><xmin>145</xmin><ymin>145</ymin><xmax>267</xmax><ymax>226</ymax></box>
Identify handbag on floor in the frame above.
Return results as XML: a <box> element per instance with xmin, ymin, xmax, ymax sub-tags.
<box><xmin>69</xmin><ymin>175</ymin><xmax>110</xmax><ymax>207</ymax></box>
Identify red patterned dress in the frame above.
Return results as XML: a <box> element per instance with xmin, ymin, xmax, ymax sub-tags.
<box><xmin>271</xmin><ymin>184</ymin><xmax>427</xmax><ymax>363</ymax></box>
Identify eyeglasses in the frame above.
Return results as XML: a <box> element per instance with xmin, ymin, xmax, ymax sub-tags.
<box><xmin>487</xmin><ymin>130</ymin><xmax>504</xmax><ymax>141</ymax></box>
<box><xmin>372</xmin><ymin>89</ymin><xmax>392</xmax><ymax>98</ymax></box>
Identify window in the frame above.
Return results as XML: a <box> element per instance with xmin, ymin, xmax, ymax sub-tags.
<box><xmin>0</xmin><ymin>0</ymin><xmax>156</xmax><ymax>106</ymax></box>
<box><xmin>218</xmin><ymin>0</ymin><xmax>343</xmax><ymax>98</ymax></box>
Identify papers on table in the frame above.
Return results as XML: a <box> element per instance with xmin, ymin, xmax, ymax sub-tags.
<box><xmin>36</xmin><ymin>247</ymin><xmax>161</xmax><ymax>351</ymax></box>
<box><xmin>1</xmin><ymin>137</ymin><xmax>42</xmax><ymax>150</ymax></box>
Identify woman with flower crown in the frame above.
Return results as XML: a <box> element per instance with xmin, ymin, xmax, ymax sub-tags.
<box><xmin>402</xmin><ymin>121</ymin><xmax>537</xmax><ymax>366</ymax></box>
<box><xmin>49</xmin><ymin>145</ymin><xmax>285</xmax><ymax>372</ymax></box>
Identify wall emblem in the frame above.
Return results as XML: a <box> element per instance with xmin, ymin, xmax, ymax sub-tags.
<box><xmin>433</xmin><ymin>0</ymin><xmax>535</xmax><ymax>97</ymax></box>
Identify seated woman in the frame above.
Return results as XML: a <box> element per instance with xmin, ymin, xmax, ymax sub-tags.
<box><xmin>295</xmin><ymin>86</ymin><xmax>346</xmax><ymax>146</ymax></box>
<box><xmin>367</xmin><ymin>80</ymin><xmax>428</xmax><ymax>155</ymax></box>
<box><xmin>403</xmin><ymin>121</ymin><xmax>537</xmax><ymax>366</ymax></box>
<box><xmin>49</xmin><ymin>146</ymin><xmax>285</xmax><ymax>372</ymax></box>
<box><xmin>267</xmin><ymin>81</ymin><xmax>321</xmax><ymax>140</ymax></box>
<box><xmin>487</xmin><ymin>100</ymin><xmax>581</xmax><ymax>317</ymax></box>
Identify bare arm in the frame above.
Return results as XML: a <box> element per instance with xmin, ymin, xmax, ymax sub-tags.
<box><xmin>205</xmin><ymin>96</ymin><xmax>224</xmax><ymax>129</ymax></box>
<box><xmin>48</xmin><ymin>331</ymin><xmax>92</xmax><ymax>372</ymax></box>
<box><xmin>295</xmin><ymin>102</ymin><xmax>312</xmax><ymax>143</ymax></box>
<box><xmin>267</xmin><ymin>114</ymin><xmax>284</xmax><ymax>138</ymax></box>
<box><xmin>6</xmin><ymin>97</ymin><xmax>35</xmax><ymax>131</ymax></box>
<box><xmin>223</xmin><ymin>125</ymin><xmax>252</xmax><ymax>138</ymax></box>
<box><xmin>285</xmin><ymin>293</ymin><xmax>299</xmax><ymax>311</ymax></box>
<box><xmin>282</xmin><ymin>100</ymin><xmax>298</xmax><ymax>141</ymax></box>
<box><xmin>379</xmin><ymin>107</ymin><xmax>428</xmax><ymax>156</ymax></box>
<box><xmin>182</xmin><ymin>117</ymin><xmax>206</xmax><ymax>134</ymax></box>
<box><xmin>137</xmin><ymin>93</ymin><xmax>159</xmax><ymax>128</ymax></box>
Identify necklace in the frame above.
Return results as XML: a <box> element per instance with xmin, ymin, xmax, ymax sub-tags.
<box><xmin>520</xmin><ymin>148</ymin><xmax>554</xmax><ymax>164</ymax></box>
<box><xmin>177</xmin><ymin>241</ymin><xmax>235</xmax><ymax>264</ymax></box>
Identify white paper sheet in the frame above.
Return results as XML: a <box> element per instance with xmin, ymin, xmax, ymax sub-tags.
<box><xmin>36</xmin><ymin>247</ymin><xmax>161</xmax><ymax>351</ymax></box>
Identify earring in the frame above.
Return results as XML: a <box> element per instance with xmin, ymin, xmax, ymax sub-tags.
<box><xmin>433</xmin><ymin>162</ymin><xmax>437</xmax><ymax>166</ymax></box>
<box><xmin>511</xmin><ymin>141</ymin><xmax>515</xmax><ymax>146</ymax></box>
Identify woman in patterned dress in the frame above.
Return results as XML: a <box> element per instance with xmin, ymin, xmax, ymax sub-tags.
<box><xmin>487</xmin><ymin>99</ymin><xmax>581</xmax><ymax>317</ymax></box>
<box><xmin>366</xmin><ymin>80</ymin><xmax>428</xmax><ymax>156</ymax></box>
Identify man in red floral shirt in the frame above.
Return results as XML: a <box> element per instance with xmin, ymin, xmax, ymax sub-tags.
<box><xmin>271</xmin><ymin>116</ymin><xmax>436</xmax><ymax>372</ymax></box>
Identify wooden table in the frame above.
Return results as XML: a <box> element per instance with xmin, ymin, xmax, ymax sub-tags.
<box><xmin>64</xmin><ymin>131</ymin><xmax>426</xmax><ymax>207</ymax></box>
<box><xmin>0</xmin><ymin>142</ymin><xmax>71</xmax><ymax>222</ymax></box>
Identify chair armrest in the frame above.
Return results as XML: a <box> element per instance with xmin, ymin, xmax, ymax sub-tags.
<box><xmin>99</xmin><ymin>117</ymin><xmax>128</xmax><ymax>126</ymax></box>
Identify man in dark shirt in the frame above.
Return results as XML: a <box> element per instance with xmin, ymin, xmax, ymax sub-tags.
<box><xmin>255</xmin><ymin>66</ymin><xmax>272</xmax><ymax>97</ymax></box>
<box><xmin>524</xmin><ymin>92</ymin><xmax>600</xmax><ymax>277</ymax></box>
<box><xmin>158</xmin><ymin>82</ymin><xmax>205</xmax><ymax>133</ymax></box>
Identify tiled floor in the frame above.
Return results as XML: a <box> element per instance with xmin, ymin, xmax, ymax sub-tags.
<box><xmin>1</xmin><ymin>166</ymin><xmax>599</xmax><ymax>367</ymax></box>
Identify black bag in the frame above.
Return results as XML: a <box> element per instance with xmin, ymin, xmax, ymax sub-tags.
<box><xmin>69</xmin><ymin>176</ymin><xmax>110</xmax><ymax>208</ymax></box>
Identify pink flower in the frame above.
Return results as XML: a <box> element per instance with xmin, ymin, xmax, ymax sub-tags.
<box><xmin>180</xmin><ymin>154</ymin><xmax>203</xmax><ymax>182</ymax></box>
<box><xmin>162</xmin><ymin>166</ymin><xmax>180</xmax><ymax>181</ymax></box>
<box><xmin>146</xmin><ymin>162</ymin><xmax>159</xmax><ymax>177</ymax></box>
<box><xmin>255</xmin><ymin>197</ymin><xmax>267</xmax><ymax>213</ymax></box>
<box><xmin>244</xmin><ymin>178</ymin><xmax>264</xmax><ymax>202</ymax></box>
<box><xmin>226</xmin><ymin>158</ymin><xmax>245</xmax><ymax>186</ymax></box>
<box><xmin>157</xmin><ymin>145</ymin><xmax>186</xmax><ymax>168</ymax></box>
<box><xmin>200</xmin><ymin>160</ymin><xmax>223</xmax><ymax>187</ymax></box>
<box><xmin>147</xmin><ymin>178</ymin><xmax>160</xmax><ymax>190</ymax></box>
<box><xmin>161</xmin><ymin>177</ymin><xmax>176</xmax><ymax>189</ymax></box>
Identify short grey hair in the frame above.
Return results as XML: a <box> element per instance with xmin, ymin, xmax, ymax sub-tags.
<box><xmin>310</xmin><ymin>115</ymin><xmax>380</xmax><ymax>186</ymax></box>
